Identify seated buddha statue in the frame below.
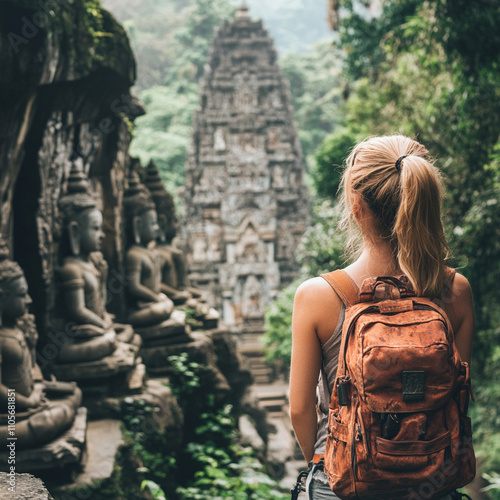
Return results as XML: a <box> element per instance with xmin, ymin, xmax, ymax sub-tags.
<box><xmin>123</xmin><ymin>170</ymin><xmax>174</xmax><ymax>328</ymax></box>
<box><xmin>142</xmin><ymin>162</ymin><xmax>219</xmax><ymax>328</ymax></box>
<box><xmin>56</xmin><ymin>162</ymin><xmax>138</xmax><ymax>364</ymax></box>
<box><xmin>0</xmin><ymin>242</ymin><xmax>82</xmax><ymax>449</ymax></box>
<box><xmin>142</xmin><ymin>162</ymin><xmax>191</xmax><ymax>305</ymax></box>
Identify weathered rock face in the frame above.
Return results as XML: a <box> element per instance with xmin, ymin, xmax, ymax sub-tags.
<box><xmin>0</xmin><ymin>0</ymin><xmax>142</xmax><ymax>353</ymax></box>
<box><xmin>182</xmin><ymin>5</ymin><xmax>309</xmax><ymax>334</ymax></box>
<box><xmin>0</xmin><ymin>472</ymin><xmax>54</xmax><ymax>499</ymax></box>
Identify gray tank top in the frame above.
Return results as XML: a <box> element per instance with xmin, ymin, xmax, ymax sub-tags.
<box><xmin>313</xmin><ymin>303</ymin><xmax>345</xmax><ymax>455</ymax></box>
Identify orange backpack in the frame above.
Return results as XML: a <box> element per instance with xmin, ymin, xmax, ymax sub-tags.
<box><xmin>320</xmin><ymin>270</ymin><xmax>475</xmax><ymax>500</ymax></box>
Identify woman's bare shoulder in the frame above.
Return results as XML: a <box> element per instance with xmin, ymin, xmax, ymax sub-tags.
<box><xmin>294</xmin><ymin>276</ymin><xmax>343</xmax><ymax>342</ymax></box>
<box><xmin>295</xmin><ymin>276</ymin><xmax>342</xmax><ymax>305</ymax></box>
<box><xmin>442</xmin><ymin>271</ymin><xmax>474</xmax><ymax>331</ymax></box>
<box><xmin>295</xmin><ymin>276</ymin><xmax>333</xmax><ymax>293</ymax></box>
<box><xmin>448</xmin><ymin>272</ymin><xmax>473</xmax><ymax>308</ymax></box>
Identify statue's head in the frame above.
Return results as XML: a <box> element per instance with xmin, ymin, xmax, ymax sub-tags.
<box><xmin>59</xmin><ymin>161</ymin><xmax>104</xmax><ymax>257</ymax></box>
<box><xmin>123</xmin><ymin>168</ymin><xmax>159</xmax><ymax>246</ymax></box>
<box><xmin>0</xmin><ymin>239</ymin><xmax>31</xmax><ymax>325</ymax></box>
<box><xmin>143</xmin><ymin>160</ymin><xmax>177</xmax><ymax>244</ymax></box>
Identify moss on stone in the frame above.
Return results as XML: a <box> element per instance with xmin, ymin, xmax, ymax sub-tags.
<box><xmin>1</xmin><ymin>0</ymin><xmax>135</xmax><ymax>84</ymax></box>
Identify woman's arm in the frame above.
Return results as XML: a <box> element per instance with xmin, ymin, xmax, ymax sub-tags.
<box><xmin>444</xmin><ymin>273</ymin><xmax>475</xmax><ymax>364</ymax></box>
<box><xmin>289</xmin><ymin>277</ymin><xmax>342</xmax><ymax>462</ymax></box>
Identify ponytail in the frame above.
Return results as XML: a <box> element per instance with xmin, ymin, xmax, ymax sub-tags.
<box><xmin>341</xmin><ymin>135</ymin><xmax>450</xmax><ymax>297</ymax></box>
<box><xmin>394</xmin><ymin>155</ymin><xmax>449</xmax><ymax>297</ymax></box>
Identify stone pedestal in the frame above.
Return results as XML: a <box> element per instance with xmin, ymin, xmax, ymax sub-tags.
<box><xmin>51</xmin><ymin>342</ymin><xmax>140</xmax><ymax>383</ymax></box>
<box><xmin>0</xmin><ymin>407</ymin><xmax>87</xmax><ymax>475</ymax></box>
<box><xmin>51</xmin><ymin>342</ymin><xmax>146</xmax><ymax>406</ymax></box>
<box><xmin>138</xmin><ymin>310</ymin><xmax>195</xmax><ymax>375</ymax></box>
<box><xmin>136</xmin><ymin>310</ymin><xmax>192</xmax><ymax>345</ymax></box>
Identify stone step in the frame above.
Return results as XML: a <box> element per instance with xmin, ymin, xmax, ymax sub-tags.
<box><xmin>253</xmin><ymin>375</ymin><xmax>273</xmax><ymax>384</ymax></box>
<box><xmin>250</xmin><ymin>365</ymin><xmax>273</xmax><ymax>374</ymax></box>
<box><xmin>259</xmin><ymin>402</ymin><xmax>286</xmax><ymax>416</ymax></box>
<box><xmin>251</xmin><ymin>367</ymin><xmax>273</xmax><ymax>376</ymax></box>
<box><xmin>248</xmin><ymin>357</ymin><xmax>267</xmax><ymax>365</ymax></box>
<box><xmin>238</xmin><ymin>345</ymin><xmax>266</xmax><ymax>356</ymax></box>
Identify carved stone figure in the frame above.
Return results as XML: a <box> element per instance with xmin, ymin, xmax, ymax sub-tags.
<box><xmin>123</xmin><ymin>169</ymin><xmax>175</xmax><ymax>328</ymax></box>
<box><xmin>123</xmin><ymin>167</ymin><xmax>195</xmax><ymax>374</ymax></box>
<box><xmin>214</xmin><ymin>127</ymin><xmax>226</xmax><ymax>152</ymax></box>
<box><xmin>142</xmin><ymin>163</ymin><xmax>190</xmax><ymax>305</ymax></box>
<box><xmin>143</xmin><ymin>162</ymin><xmax>219</xmax><ymax>329</ymax></box>
<box><xmin>50</xmin><ymin>162</ymin><xmax>145</xmax><ymax>401</ymax></box>
<box><xmin>56</xmin><ymin>162</ymin><xmax>139</xmax><ymax>364</ymax></box>
<box><xmin>241</xmin><ymin>274</ymin><xmax>263</xmax><ymax>319</ymax></box>
<box><xmin>0</xmin><ymin>242</ymin><xmax>82</xmax><ymax>450</ymax></box>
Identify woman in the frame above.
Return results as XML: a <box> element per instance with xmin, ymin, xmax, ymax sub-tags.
<box><xmin>289</xmin><ymin>135</ymin><xmax>475</xmax><ymax>499</ymax></box>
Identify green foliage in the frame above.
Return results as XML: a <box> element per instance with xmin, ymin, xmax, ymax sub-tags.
<box><xmin>482</xmin><ymin>473</ymin><xmax>500</xmax><ymax>500</ymax></box>
<box><xmin>313</xmin><ymin>130</ymin><xmax>357</xmax><ymax>199</ymax></box>
<box><xmin>177</xmin><ymin>405</ymin><xmax>288</xmax><ymax>500</ymax></box>
<box><xmin>164</xmin><ymin>0</ymin><xmax>236</xmax><ymax>87</ymax></box>
<box><xmin>297</xmin><ymin>200</ymin><xmax>346</xmax><ymax>277</ymax></box>
<box><xmin>167</xmin><ymin>353</ymin><xmax>288</xmax><ymax>499</ymax></box>
<box><xmin>262</xmin><ymin>283</ymin><xmax>297</xmax><ymax>370</ymax></box>
<box><xmin>280</xmin><ymin>40</ymin><xmax>343</xmax><ymax>170</ymax></box>
<box><xmin>166</xmin><ymin>352</ymin><xmax>203</xmax><ymax>407</ymax></box>
<box><xmin>141</xmin><ymin>480</ymin><xmax>167</xmax><ymax>500</ymax></box>
<box><xmin>120</xmin><ymin>397</ymin><xmax>177</xmax><ymax>492</ymax></box>
<box><xmin>130</xmin><ymin>84</ymin><xmax>198</xmax><ymax>194</ymax></box>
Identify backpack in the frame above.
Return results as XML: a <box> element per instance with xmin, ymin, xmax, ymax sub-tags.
<box><xmin>319</xmin><ymin>270</ymin><xmax>475</xmax><ymax>500</ymax></box>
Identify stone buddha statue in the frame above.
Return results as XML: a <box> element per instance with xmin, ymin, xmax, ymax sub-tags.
<box><xmin>123</xmin><ymin>169</ymin><xmax>175</xmax><ymax>328</ymax></box>
<box><xmin>0</xmin><ymin>242</ymin><xmax>82</xmax><ymax>449</ymax></box>
<box><xmin>56</xmin><ymin>162</ymin><xmax>138</xmax><ymax>364</ymax></box>
<box><xmin>142</xmin><ymin>162</ymin><xmax>219</xmax><ymax>329</ymax></box>
<box><xmin>142</xmin><ymin>162</ymin><xmax>191</xmax><ymax>305</ymax></box>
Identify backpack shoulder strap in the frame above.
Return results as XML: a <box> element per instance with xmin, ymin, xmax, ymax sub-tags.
<box><xmin>320</xmin><ymin>269</ymin><xmax>359</xmax><ymax>308</ymax></box>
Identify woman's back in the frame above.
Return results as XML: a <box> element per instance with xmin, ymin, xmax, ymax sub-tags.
<box><xmin>289</xmin><ymin>135</ymin><xmax>475</xmax><ymax>499</ymax></box>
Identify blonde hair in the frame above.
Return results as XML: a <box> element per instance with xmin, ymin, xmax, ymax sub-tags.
<box><xmin>339</xmin><ymin>135</ymin><xmax>450</xmax><ymax>297</ymax></box>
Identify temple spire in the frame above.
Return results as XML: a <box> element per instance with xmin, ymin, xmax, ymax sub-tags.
<box><xmin>182</xmin><ymin>5</ymin><xmax>309</xmax><ymax>371</ymax></box>
<box><xmin>235</xmin><ymin>1</ymin><xmax>250</xmax><ymax>19</ymax></box>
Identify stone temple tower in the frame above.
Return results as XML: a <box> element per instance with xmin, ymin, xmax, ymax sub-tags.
<box><xmin>182</xmin><ymin>3</ymin><xmax>309</xmax><ymax>343</ymax></box>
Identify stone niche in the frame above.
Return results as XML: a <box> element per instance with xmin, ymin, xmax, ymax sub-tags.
<box><xmin>182</xmin><ymin>4</ymin><xmax>309</xmax><ymax>335</ymax></box>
